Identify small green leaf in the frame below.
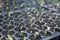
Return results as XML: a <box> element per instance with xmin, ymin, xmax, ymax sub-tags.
<box><xmin>6</xmin><ymin>34</ymin><xmax>13</xmax><ymax>40</ymax></box>
<box><xmin>24</xmin><ymin>36</ymin><xmax>27</xmax><ymax>40</ymax></box>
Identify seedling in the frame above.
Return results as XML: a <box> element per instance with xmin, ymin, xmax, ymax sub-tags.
<box><xmin>6</xmin><ymin>6</ymin><xmax>9</xmax><ymax>11</ymax></box>
<box><xmin>57</xmin><ymin>2</ymin><xmax>60</xmax><ymax>9</ymax></box>
<box><xmin>35</xmin><ymin>0</ymin><xmax>44</xmax><ymax>7</ymax></box>
<box><xmin>23</xmin><ymin>36</ymin><xmax>27</xmax><ymax>40</ymax></box>
<box><xmin>7</xmin><ymin>12</ymin><xmax>12</xmax><ymax>29</ymax></box>
<box><xmin>41</xmin><ymin>8</ymin><xmax>45</xmax><ymax>15</ymax></box>
<box><xmin>34</xmin><ymin>32</ymin><xmax>39</xmax><ymax>39</ymax></box>
<box><xmin>0</xmin><ymin>0</ymin><xmax>2</xmax><ymax>9</ymax></box>
<box><xmin>19</xmin><ymin>1</ymin><xmax>25</xmax><ymax>8</ymax></box>
<box><xmin>6</xmin><ymin>34</ymin><xmax>13</xmax><ymax>40</ymax></box>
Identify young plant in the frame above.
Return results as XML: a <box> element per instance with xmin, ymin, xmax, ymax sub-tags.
<box><xmin>19</xmin><ymin>1</ymin><xmax>25</xmax><ymax>8</ymax></box>
<box><xmin>7</xmin><ymin>12</ymin><xmax>12</xmax><ymax>28</ymax></box>
<box><xmin>23</xmin><ymin>36</ymin><xmax>27</xmax><ymax>40</ymax></box>
<box><xmin>57</xmin><ymin>2</ymin><xmax>60</xmax><ymax>9</ymax></box>
<box><xmin>6</xmin><ymin>34</ymin><xmax>13</xmax><ymax>40</ymax></box>
<box><xmin>34</xmin><ymin>32</ymin><xmax>39</xmax><ymax>39</ymax></box>
<box><xmin>35</xmin><ymin>0</ymin><xmax>45</xmax><ymax>7</ymax></box>
<box><xmin>41</xmin><ymin>8</ymin><xmax>45</xmax><ymax>14</ymax></box>
<box><xmin>0</xmin><ymin>0</ymin><xmax>2</xmax><ymax>9</ymax></box>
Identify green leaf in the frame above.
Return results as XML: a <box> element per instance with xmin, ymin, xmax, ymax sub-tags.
<box><xmin>6</xmin><ymin>34</ymin><xmax>13</xmax><ymax>40</ymax></box>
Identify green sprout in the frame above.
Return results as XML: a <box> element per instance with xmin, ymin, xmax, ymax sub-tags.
<box><xmin>19</xmin><ymin>32</ymin><xmax>27</xmax><ymax>40</ymax></box>
<box><xmin>6</xmin><ymin>6</ymin><xmax>9</xmax><ymax>10</ymax></box>
<box><xmin>19</xmin><ymin>1</ymin><xmax>25</xmax><ymax>8</ymax></box>
<box><xmin>19</xmin><ymin>31</ymin><xmax>27</xmax><ymax>40</ymax></box>
<box><xmin>20</xmin><ymin>3</ymin><xmax>24</xmax><ymax>7</ymax></box>
<box><xmin>41</xmin><ymin>8</ymin><xmax>45</xmax><ymax>14</ymax></box>
<box><xmin>40</xmin><ymin>0</ymin><xmax>44</xmax><ymax>7</ymax></box>
<box><xmin>7</xmin><ymin>12</ymin><xmax>12</xmax><ymax>28</ymax></box>
<box><xmin>57</xmin><ymin>2</ymin><xmax>60</xmax><ymax>9</ymax></box>
<box><xmin>44</xmin><ymin>31</ymin><xmax>47</xmax><ymax>35</ymax></box>
<box><xmin>6</xmin><ymin>34</ymin><xmax>13</xmax><ymax>40</ymax></box>
<box><xmin>35</xmin><ymin>0</ymin><xmax>44</xmax><ymax>7</ymax></box>
<box><xmin>19</xmin><ymin>32</ymin><xmax>23</xmax><ymax>36</ymax></box>
<box><xmin>26</xmin><ymin>13</ymin><xmax>33</xmax><ymax>28</ymax></box>
<box><xmin>8</xmin><ymin>22</ymin><xmax>11</xmax><ymax>26</ymax></box>
<box><xmin>30</xmin><ymin>31</ymin><xmax>33</xmax><ymax>34</ymax></box>
<box><xmin>23</xmin><ymin>36</ymin><xmax>27</xmax><ymax>40</ymax></box>
<box><xmin>34</xmin><ymin>32</ymin><xmax>39</xmax><ymax>39</ymax></box>
<box><xmin>13</xmin><ymin>0</ymin><xmax>16</xmax><ymax>8</ymax></box>
<box><xmin>8</xmin><ymin>13</ymin><xmax>11</xmax><ymax>17</ymax></box>
<box><xmin>31</xmin><ymin>8</ymin><xmax>37</xmax><ymax>13</ymax></box>
<box><xmin>0</xmin><ymin>4</ymin><xmax>2</xmax><ymax>8</ymax></box>
<box><xmin>0</xmin><ymin>13</ymin><xmax>1</xmax><ymax>15</ymax></box>
<box><xmin>17</xmin><ymin>15</ymin><xmax>21</xmax><ymax>19</ymax></box>
<box><xmin>0</xmin><ymin>1</ymin><xmax>2</xmax><ymax>8</ymax></box>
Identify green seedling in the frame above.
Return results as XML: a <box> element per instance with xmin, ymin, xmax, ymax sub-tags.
<box><xmin>8</xmin><ymin>13</ymin><xmax>11</xmax><ymax>18</ymax></box>
<box><xmin>35</xmin><ymin>13</ymin><xmax>39</xmax><ymax>17</ymax></box>
<box><xmin>30</xmin><ymin>31</ymin><xmax>33</xmax><ymax>34</ymax></box>
<box><xmin>31</xmin><ymin>8</ymin><xmax>39</xmax><ymax>18</ymax></box>
<box><xmin>17</xmin><ymin>15</ymin><xmax>20</xmax><ymax>18</ymax></box>
<box><xmin>41</xmin><ymin>8</ymin><xmax>45</xmax><ymax>14</ymax></box>
<box><xmin>0</xmin><ymin>12</ymin><xmax>2</xmax><ymax>15</ymax></box>
<box><xmin>17</xmin><ymin>15</ymin><xmax>21</xmax><ymax>19</ymax></box>
<box><xmin>13</xmin><ymin>0</ymin><xmax>16</xmax><ymax>9</ymax></box>
<box><xmin>19</xmin><ymin>32</ymin><xmax>23</xmax><ymax>38</ymax></box>
<box><xmin>8</xmin><ymin>22</ymin><xmax>11</xmax><ymax>26</ymax></box>
<box><xmin>20</xmin><ymin>3</ymin><xmax>24</xmax><ymax>7</ymax></box>
<box><xmin>19</xmin><ymin>32</ymin><xmax>23</xmax><ymax>35</ymax></box>
<box><xmin>31</xmin><ymin>24</ymin><xmax>33</xmax><ymax>28</ymax></box>
<box><xmin>23</xmin><ymin>36</ymin><xmax>27</xmax><ymax>40</ymax></box>
<box><xmin>0</xmin><ymin>4</ymin><xmax>2</xmax><ymax>8</ymax></box>
<box><xmin>44</xmin><ymin>31</ymin><xmax>47</xmax><ymax>35</ymax></box>
<box><xmin>41</xmin><ymin>31</ymin><xmax>47</xmax><ymax>35</ymax></box>
<box><xmin>57</xmin><ymin>2</ymin><xmax>60</xmax><ymax>9</ymax></box>
<box><xmin>8</xmin><ymin>13</ymin><xmax>11</xmax><ymax>17</ymax></box>
<box><xmin>20</xmin><ymin>32</ymin><xmax>27</xmax><ymax>40</ymax></box>
<box><xmin>0</xmin><ymin>1</ymin><xmax>2</xmax><ymax>8</ymax></box>
<box><xmin>8</xmin><ymin>14</ymin><xmax>10</xmax><ymax>20</ymax></box>
<box><xmin>7</xmin><ymin>22</ymin><xmax>11</xmax><ymax>29</ymax></box>
<box><xmin>6</xmin><ymin>34</ymin><xmax>13</xmax><ymax>40</ymax></box>
<box><xmin>31</xmin><ymin>8</ymin><xmax>37</xmax><ymax>13</ymax></box>
<box><xmin>19</xmin><ymin>1</ymin><xmax>25</xmax><ymax>8</ymax></box>
<box><xmin>35</xmin><ymin>0</ymin><xmax>44</xmax><ymax>7</ymax></box>
<box><xmin>26</xmin><ymin>14</ymin><xmax>33</xmax><ymax>28</ymax></box>
<box><xmin>26</xmin><ymin>12</ymin><xmax>30</xmax><ymax>15</ymax></box>
<box><xmin>40</xmin><ymin>0</ymin><xmax>44</xmax><ymax>7</ymax></box>
<box><xmin>6</xmin><ymin>6</ymin><xmax>9</xmax><ymax>10</ymax></box>
<box><xmin>7</xmin><ymin>12</ymin><xmax>12</xmax><ymax>29</ymax></box>
<box><xmin>34</xmin><ymin>32</ymin><xmax>39</xmax><ymax>39</ymax></box>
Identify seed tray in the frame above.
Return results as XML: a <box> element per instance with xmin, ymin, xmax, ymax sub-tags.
<box><xmin>0</xmin><ymin>8</ymin><xmax>60</xmax><ymax>40</ymax></box>
<box><xmin>0</xmin><ymin>0</ymin><xmax>60</xmax><ymax>40</ymax></box>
